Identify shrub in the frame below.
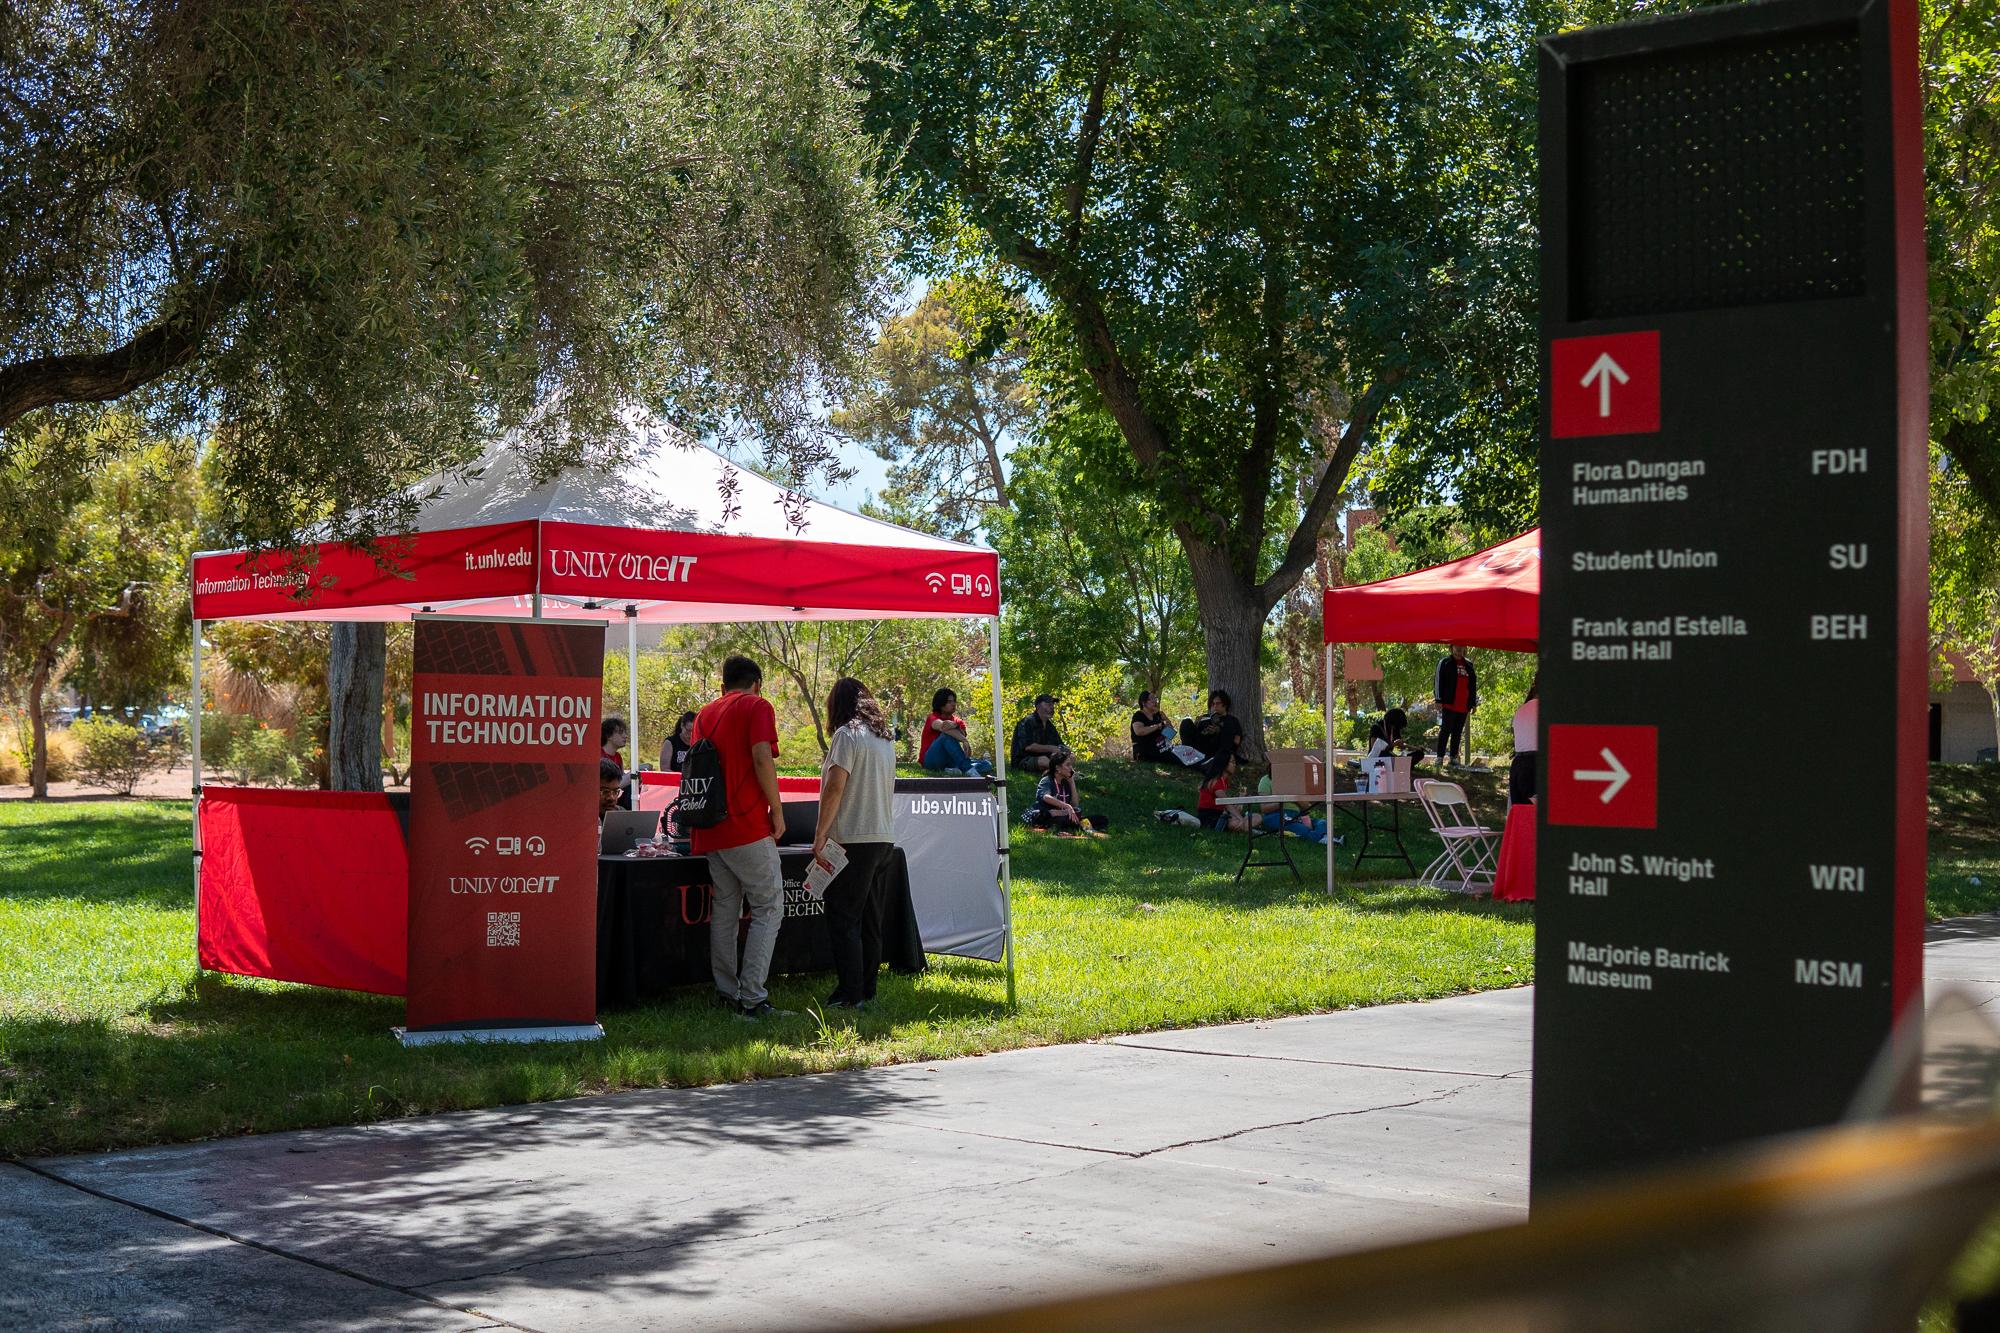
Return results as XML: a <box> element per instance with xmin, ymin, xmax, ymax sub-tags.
<box><xmin>1266</xmin><ymin>702</ymin><xmax>1327</xmax><ymax>751</ymax></box>
<box><xmin>1045</xmin><ymin>665</ymin><xmax>1129</xmax><ymax>762</ymax></box>
<box><xmin>4</xmin><ymin>709</ymin><xmax>78</xmax><ymax>785</ymax></box>
<box><xmin>202</xmin><ymin>714</ymin><xmax>303</xmax><ymax>786</ymax></box>
<box><xmin>70</xmin><ymin>718</ymin><xmax>162</xmax><ymax>795</ymax></box>
<box><xmin>152</xmin><ymin>725</ymin><xmax>189</xmax><ymax>772</ymax></box>
<box><xmin>230</xmin><ymin>724</ymin><xmax>302</xmax><ymax>786</ymax></box>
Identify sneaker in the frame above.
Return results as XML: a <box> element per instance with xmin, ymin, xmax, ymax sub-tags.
<box><xmin>828</xmin><ymin>998</ymin><xmax>866</xmax><ymax>1011</ymax></box>
<box><xmin>713</xmin><ymin>991</ymin><xmax>740</xmax><ymax>1011</ymax></box>
<box><xmin>736</xmin><ymin>1000</ymin><xmax>794</xmax><ymax>1020</ymax></box>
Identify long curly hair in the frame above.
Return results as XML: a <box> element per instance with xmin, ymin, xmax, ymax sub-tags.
<box><xmin>828</xmin><ymin>676</ymin><xmax>892</xmax><ymax>740</ymax></box>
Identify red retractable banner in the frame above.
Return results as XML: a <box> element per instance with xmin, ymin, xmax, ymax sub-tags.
<box><xmin>406</xmin><ymin>617</ymin><xmax>604</xmax><ymax>1033</ymax></box>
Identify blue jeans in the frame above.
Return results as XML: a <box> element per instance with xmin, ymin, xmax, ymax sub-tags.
<box><xmin>1260</xmin><ymin>811</ymin><xmax>1328</xmax><ymax>843</ymax></box>
<box><xmin>923</xmin><ymin>734</ymin><xmax>993</xmax><ymax>776</ymax></box>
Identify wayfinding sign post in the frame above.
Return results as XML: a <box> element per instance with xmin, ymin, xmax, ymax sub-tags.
<box><xmin>1532</xmin><ymin>0</ymin><xmax>1929</xmax><ymax>1191</ymax></box>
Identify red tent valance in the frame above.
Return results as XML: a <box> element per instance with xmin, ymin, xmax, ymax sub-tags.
<box><xmin>1323</xmin><ymin>528</ymin><xmax>1540</xmax><ymax>652</ymax></box>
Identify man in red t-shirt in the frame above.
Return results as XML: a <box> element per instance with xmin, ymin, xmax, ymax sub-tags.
<box><xmin>691</xmin><ymin>655</ymin><xmax>790</xmax><ymax>1018</ymax></box>
<box><xmin>1433</xmin><ymin>644</ymin><xmax>1479</xmax><ymax>769</ymax></box>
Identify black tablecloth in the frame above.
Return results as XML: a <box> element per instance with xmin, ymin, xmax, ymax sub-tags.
<box><xmin>595</xmin><ymin>846</ymin><xmax>925</xmax><ymax>1007</ymax></box>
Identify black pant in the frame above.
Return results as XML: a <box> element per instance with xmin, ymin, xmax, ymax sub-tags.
<box><xmin>1509</xmin><ymin>750</ymin><xmax>1537</xmax><ymax>805</ymax></box>
<box><xmin>824</xmin><ymin>841</ymin><xmax>894</xmax><ymax>1003</ymax></box>
<box><xmin>1437</xmin><ymin>709</ymin><xmax>1469</xmax><ymax>765</ymax></box>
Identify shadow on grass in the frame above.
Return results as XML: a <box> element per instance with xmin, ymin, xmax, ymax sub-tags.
<box><xmin>1</xmin><ymin>953</ymin><xmax>1005</xmax><ymax>1160</ymax></box>
<box><xmin>0</xmin><ymin>806</ymin><xmax>192</xmax><ymax>907</ymax></box>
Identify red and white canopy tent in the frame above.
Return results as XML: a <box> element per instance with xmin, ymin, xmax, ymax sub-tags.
<box><xmin>189</xmin><ymin>409</ymin><xmax>1014</xmax><ymax>994</ymax></box>
<box><xmin>1318</xmin><ymin>528</ymin><xmax>1542</xmax><ymax>891</ymax></box>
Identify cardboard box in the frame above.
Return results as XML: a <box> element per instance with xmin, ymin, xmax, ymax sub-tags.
<box><xmin>1267</xmin><ymin>747</ymin><xmax>1326</xmax><ymax>797</ymax></box>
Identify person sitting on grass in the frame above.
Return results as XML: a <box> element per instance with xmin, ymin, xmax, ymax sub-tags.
<box><xmin>1255</xmin><ymin>770</ymin><xmax>1336</xmax><ymax>844</ymax></box>
<box><xmin>1193</xmin><ymin>753</ymin><xmax>1251</xmax><ymax>832</ymax></box>
<box><xmin>921</xmin><ymin>688</ymin><xmax>995</xmax><ymax>777</ymax></box>
<box><xmin>1174</xmin><ymin>689</ymin><xmax>1244</xmax><ymax>770</ymax></box>
<box><xmin>1010</xmin><ymin>693</ymin><xmax>1065</xmax><ymax>773</ymax></box>
<box><xmin>1023</xmin><ymin>747</ymin><xmax>1106</xmax><ymax>833</ymax></box>
<box><xmin>1129</xmin><ymin>690</ymin><xmax>1174</xmax><ymax>762</ymax></box>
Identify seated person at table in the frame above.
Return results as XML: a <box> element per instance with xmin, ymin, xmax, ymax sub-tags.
<box><xmin>1009</xmin><ymin>693</ymin><xmax>1064</xmax><ymax>773</ymax></box>
<box><xmin>1366</xmin><ymin>708</ymin><xmax>1426</xmax><ymax>764</ymax></box>
<box><xmin>921</xmin><ymin>689</ymin><xmax>995</xmax><ymax>776</ymax></box>
<box><xmin>660</xmin><ymin>710</ymin><xmax>697</xmax><ymax>773</ymax></box>
<box><xmin>598</xmin><ymin>758</ymin><xmax>626</xmax><ymax>821</ymax></box>
<box><xmin>1023</xmin><ymin>748</ymin><xmax>1106</xmax><ymax>832</ymax></box>
<box><xmin>1129</xmin><ymin>691</ymin><xmax>1174</xmax><ymax>762</ymax></box>
<box><xmin>1174</xmin><ymin>690</ymin><xmax>1244</xmax><ymax>773</ymax></box>
<box><xmin>601</xmin><ymin>716</ymin><xmax>633</xmax><ymax>810</ymax></box>
<box><xmin>1256</xmin><ymin>770</ymin><xmax>1335</xmax><ymax>844</ymax></box>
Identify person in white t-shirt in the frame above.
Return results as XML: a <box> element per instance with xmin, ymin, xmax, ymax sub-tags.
<box><xmin>812</xmin><ymin>677</ymin><xmax>899</xmax><ymax>1010</ymax></box>
<box><xmin>1509</xmin><ymin>678</ymin><xmax>1539</xmax><ymax>806</ymax></box>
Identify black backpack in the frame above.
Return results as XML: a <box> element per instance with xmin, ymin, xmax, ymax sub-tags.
<box><xmin>676</xmin><ymin>737</ymin><xmax>730</xmax><ymax>829</ymax></box>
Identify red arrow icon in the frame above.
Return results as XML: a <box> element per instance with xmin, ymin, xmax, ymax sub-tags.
<box><xmin>1547</xmin><ymin>724</ymin><xmax>1657</xmax><ymax>828</ymax></box>
<box><xmin>1551</xmin><ymin>332</ymin><xmax>1659</xmax><ymax>438</ymax></box>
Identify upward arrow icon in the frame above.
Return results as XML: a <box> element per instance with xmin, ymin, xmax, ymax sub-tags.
<box><xmin>1580</xmin><ymin>352</ymin><xmax>1630</xmax><ymax>418</ymax></box>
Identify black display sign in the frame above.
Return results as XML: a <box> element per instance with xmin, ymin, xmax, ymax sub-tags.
<box><xmin>1532</xmin><ymin>0</ymin><xmax>1929</xmax><ymax>1192</ymax></box>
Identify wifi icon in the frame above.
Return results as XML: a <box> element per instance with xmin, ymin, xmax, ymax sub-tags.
<box><xmin>465</xmin><ymin>837</ymin><xmax>490</xmax><ymax>855</ymax></box>
<box><xmin>924</xmin><ymin>572</ymin><xmax>946</xmax><ymax>592</ymax></box>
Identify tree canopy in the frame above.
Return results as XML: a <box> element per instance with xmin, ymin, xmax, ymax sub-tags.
<box><xmin>1</xmin><ymin>0</ymin><xmax>892</xmax><ymax>546</ymax></box>
<box><xmin>834</xmin><ymin>278</ymin><xmax>1028</xmax><ymax>540</ymax></box>
<box><xmin>1925</xmin><ymin>0</ymin><xmax>2000</xmax><ymax>525</ymax></box>
<box><xmin>862</xmin><ymin>0</ymin><xmax>1567</xmax><ymax>753</ymax></box>
<box><xmin>0</xmin><ymin>417</ymin><xmax>197</xmax><ymax>795</ymax></box>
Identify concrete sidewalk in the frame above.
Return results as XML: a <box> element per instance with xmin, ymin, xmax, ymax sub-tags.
<box><xmin>8</xmin><ymin>919</ymin><xmax>1997</xmax><ymax>1333</ymax></box>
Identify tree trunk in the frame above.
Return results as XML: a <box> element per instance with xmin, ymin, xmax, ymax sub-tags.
<box><xmin>1183</xmin><ymin>540</ymin><xmax>1272</xmax><ymax>763</ymax></box>
<box><xmin>27</xmin><ymin>661</ymin><xmax>50</xmax><ymax>800</ymax></box>
<box><xmin>327</xmin><ymin>622</ymin><xmax>386</xmax><ymax>791</ymax></box>
<box><xmin>1985</xmin><ymin>679</ymin><xmax>2000</xmax><ymax>762</ymax></box>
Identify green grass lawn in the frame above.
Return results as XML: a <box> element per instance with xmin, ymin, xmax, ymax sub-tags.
<box><xmin>2</xmin><ymin>762</ymin><xmax>1996</xmax><ymax>1159</ymax></box>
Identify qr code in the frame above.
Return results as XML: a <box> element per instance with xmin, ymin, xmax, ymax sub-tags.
<box><xmin>485</xmin><ymin>911</ymin><xmax>521</xmax><ymax>947</ymax></box>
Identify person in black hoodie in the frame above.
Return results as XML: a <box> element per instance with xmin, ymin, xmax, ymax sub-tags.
<box><xmin>1177</xmin><ymin>689</ymin><xmax>1244</xmax><ymax>777</ymax></box>
<box><xmin>1434</xmin><ymin>645</ymin><xmax>1478</xmax><ymax>768</ymax></box>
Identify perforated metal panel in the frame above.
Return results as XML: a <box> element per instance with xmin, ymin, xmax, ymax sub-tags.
<box><xmin>1569</xmin><ymin>23</ymin><xmax>1868</xmax><ymax>319</ymax></box>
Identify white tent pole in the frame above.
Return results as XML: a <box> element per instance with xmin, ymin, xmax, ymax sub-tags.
<box><xmin>1324</xmin><ymin>640</ymin><xmax>1335</xmax><ymax>897</ymax></box>
<box><xmin>191</xmin><ymin>617</ymin><xmax>205</xmax><ymax>965</ymax></box>
<box><xmin>625</xmin><ymin>607</ymin><xmax>640</xmax><ymax>790</ymax></box>
<box><xmin>988</xmin><ymin>613</ymin><xmax>1016</xmax><ymax>1010</ymax></box>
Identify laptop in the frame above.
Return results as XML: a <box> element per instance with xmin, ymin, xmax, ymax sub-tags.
<box><xmin>599</xmin><ymin>809</ymin><xmax>661</xmax><ymax>856</ymax></box>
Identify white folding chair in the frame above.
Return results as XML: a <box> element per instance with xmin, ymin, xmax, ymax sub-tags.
<box><xmin>1414</xmin><ymin>779</ymin><xmax>1501</xmax><ymax>894</ymax></box>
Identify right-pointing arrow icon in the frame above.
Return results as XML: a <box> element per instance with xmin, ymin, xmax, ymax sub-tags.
<box><xmin>1572</xmin><ymin>747</ymin><xmax>1631</xmax><ymax>803</ymax></box>
<box><xmin>1580</xmin><ymin>352</ymin><xmax>1630</xmax><ymax>418</ymax></box>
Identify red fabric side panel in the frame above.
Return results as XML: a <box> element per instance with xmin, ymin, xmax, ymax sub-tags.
<box><xmin>641</xmin><ymin>771</ymin><xmax>820</xmax><ymax>800</ymax></box>
<box><xmin>1323</xmin><ymin>529</ymin><xmax>1541</xmax><ymax>650</ymax></box>
<box><xmin>198</xmin><ymin>787</ymin><xmax>409</xmax><ymax>996</ymax></box>
<box><xmin>1493</xmin><ymin>805</ymin><xmax>1537</xmax><ymax>902</ymax></box>
<box><xmin>192</xmin><ymin>522</ymin><xmax>538</xmax><ymax>620</ymax></box>
<box><xmin>542</xmin><ymin>520</ymin><xmax>999</xmax><ymax>617</ymax></box>
<box><xmin>1888</xmin><ymin>0</ymin><xmax>1929</xmax><ymax>1023</ymax></box>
